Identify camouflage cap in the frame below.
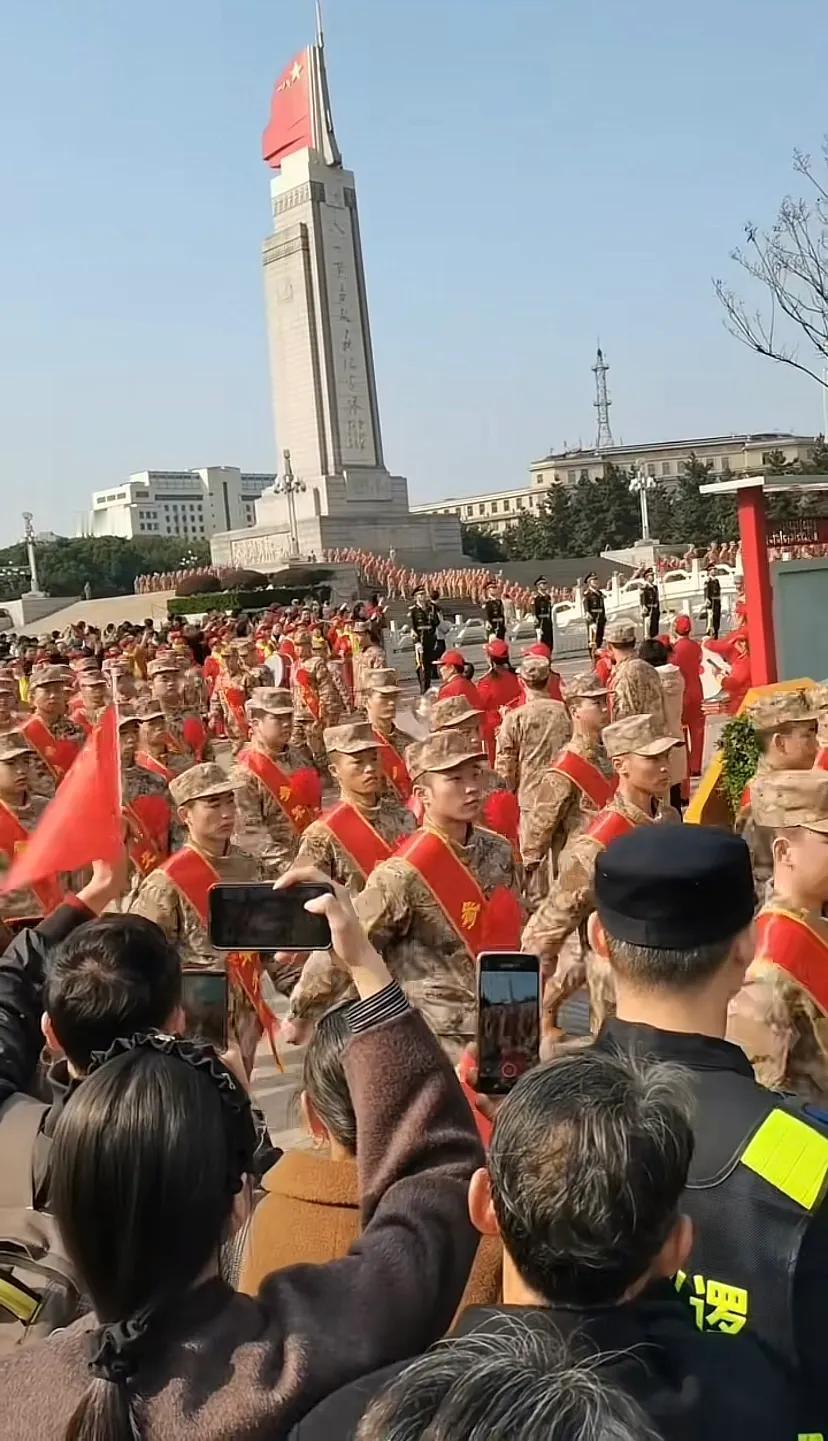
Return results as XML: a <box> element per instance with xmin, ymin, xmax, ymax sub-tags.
<box><xmin>603</xmin><ymin>713</ymin><xmax>682</xmax><ymax>759</ymax></box>
<box><xmin>147</xmin><ymin>657</ymin><xmax>180</xmax><ymax>678</ymax></box>
<box><xmin>79</xmin><ymin>670</ymin><xmax>109</xmax><ymax>688</ymax></box>
<box><xmin>246</xmin><ymin>686</ymin><xmax>293</xmax><ymax>716</ymax></box>
<box><xmin>565</xmin><ymin>671</ymin><xmax>609</xmax><ymax>701</ymax></box>
<box><xmin>324</xmin><ymin>720</ymin><xmax>379</xmax><ymax>756</ymax></box>
<box><xmin>0</xmin><ymin>732</ymin><xmax>31</xmax><ymax>763</ymax></box>
<box><xmin>135</xmin><ymin>697</ymin><xmax>166</xmax><ymax>722</ymax></box>
<box><xmin>605</xmin><ymin>619</ymin><xmax>637</xmax><ymax>646</ymax></box>
<box><xmin>406</xmin><ymin>727</ymin><xmax>485</xmax><ymax>780</ymax></box>
<box><xmin>752</xmin><ymin>769</ymin><xmax>828</xmax><ymax>834</ymax></box>
<box><xmin>0</xmin><ymin>678</ymin><xmax>17</xmax><ymax>696</ymax></box>
<box><xmin>520</xmin><ymin>654</ymin><xmax>551</xmax><ymax>681</ymax></box>
<box><xmin>364</xmin><ymin>668</ymin><xmax>401</xmax><ymax>696</ymax></box>
<box><xmin>117</xmin><ymin>708</ymin><xmax>141</xmax><ymax>730</ymax></box>
<box><xmin>430</xmin><ymin>695</ymin><xmax>483</xmax><ymax>730</ymax></box>
<box><xmin>31</xmin><ymin>665</ymin><xmax>73</xmax><ymax>688</ymax></box>
<box><xmin>746</xmin><ymin>689</ymin><xmax>817</xmax><ymax>733</ymax></box>
<box><xmin>169</xmin><ymin>763</ymin><xmax>237</xmax><ymax>807</ymax></box>
<box><xmin>807</xmin><ymin>683</ymin><xmax>828</xmax><ymax>716</ymax></box>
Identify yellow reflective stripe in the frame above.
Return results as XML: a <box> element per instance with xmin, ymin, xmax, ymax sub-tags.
<box><xmin>0</xmin><ymin>1274</ymin><xmax>39</xmax><ymax>1324</ymax></box>
<box><xmin>741</xmin><ymin>1110</ymin><xmax>828</xmax><ymax>1211</ymax></box>
<box><xmin>798</xmin><ymin>1434</ymin><xmax>824</xmax><ymax>1440</ymax></box>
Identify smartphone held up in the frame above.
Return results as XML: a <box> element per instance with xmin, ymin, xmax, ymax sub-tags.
<box><xmin>476</xmin><ymin>951</ymin><xmax>541</xmax><ymax>1096</ymax></box>
<box><xmin>207</xmin><ymin>881</ymin><xmax>334</xmax><ymax>953</ymax></box>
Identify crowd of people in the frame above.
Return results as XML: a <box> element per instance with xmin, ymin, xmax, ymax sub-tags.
<box><xmin>0</xmin><ymin>581</ymin><xmax>827</xmax><ymax>1438</ymax></box>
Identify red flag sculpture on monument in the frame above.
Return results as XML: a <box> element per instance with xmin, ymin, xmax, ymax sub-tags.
<box><xmin>0</xmin><ymin>707</ymin><xmax>123</xmax><ymax>895</ymax></box>
<box><xmin>262</xmin><ymin>49</ymin><xmax>313</xmax><ymax>169</ymax></box>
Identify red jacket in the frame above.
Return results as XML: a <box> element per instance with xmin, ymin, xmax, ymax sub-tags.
<box><xmin>477</xmin><ymin>669</ymin><xmax>522</xmax><ymax>716</ymax></box>
<box><xmin>671</xmin><ymin>636</ymin><xmax>704</xmax><ymax>723</ymax></box>
<box><xmin>438</xmin><ymin>676</ymin><xmax>485</xmax><ymax>710</ymax></box>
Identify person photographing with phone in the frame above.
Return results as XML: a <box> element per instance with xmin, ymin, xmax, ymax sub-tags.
<box><xmin>287</xmin><ymin>730</ymin><xmax>523</xmax><ymax>1061</ymax></box>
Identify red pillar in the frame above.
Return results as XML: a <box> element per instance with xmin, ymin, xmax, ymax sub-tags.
<box><xmin>737</xmin><ymin>484</ymin><xmax>777</xmax><ymax>685</ymax></box>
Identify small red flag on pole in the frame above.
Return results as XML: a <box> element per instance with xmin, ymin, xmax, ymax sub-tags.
<box><xmin>0</xmin><ymin>706</ymin><xmax>123</xmax><ymax>894</ymax></box>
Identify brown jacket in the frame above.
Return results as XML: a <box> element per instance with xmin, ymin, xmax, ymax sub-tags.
<box><xmin>0</xmin><ymin>1008</ymin><xmax>483</xmax><ymax>1441</ymax></box>
<box><xmin>240</xmin><ymin>1151</ymin><xmax>500</xmax><ymax>1315</ymax></box>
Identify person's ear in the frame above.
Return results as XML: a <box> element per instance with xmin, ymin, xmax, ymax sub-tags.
<box><xmin>42</xmin><ymin>1013</ymin><xmax>63</xmax><ymax>1056</ymax></box>
<box><xmin>611</xmin><ymin>754</ymin><xmax>625</xmax><ymax>776</ymax></box>
<box><xmin>468</xmin><ymin>1167</ymin><xmax>500</xmax><ymax>1238</ymax></box>
<box><xmin>653</xmin><ymin>1213</ymin><xmax>693</xmax><ymax>1281</ymax></box>
<box><xmin>176</xmin><ymin>805</ymin><xmax>189</xmax><ymax>828</ymax></box>
<box><xmin>300</xmin><ymin>1091</ymin><xmax>329</xmax><ymax>1147</ymax></box>
<box><xmin>587</xmin><ymin>912</ymin><xmax>609</xmax><ymax>959</ymax></box>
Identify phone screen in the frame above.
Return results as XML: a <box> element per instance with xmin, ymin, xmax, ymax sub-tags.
<box><xmin>477</xmin><ymin>953</ymin><xmax>540</xmax><ymax>1095</ymax></box>
<box><xmin>181</xmin><ymin>970</ymin><xmax>228</xmax><ymax>1051</ymax></box>
<box><xmin>207</xmin><ymin>883</ymin><xmax>333</xmax><ymax>952</ymax></box>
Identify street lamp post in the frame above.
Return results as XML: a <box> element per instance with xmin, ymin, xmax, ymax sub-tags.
<box><xmin>629</xmin><ymin>467</ymin><xmax>656</xmax><ymax>544</ymax></box>
<box><xmin>273</xmin><ymin>449</ymin><xmax>307</xmax><ymax>559</ymax></box>
<box><xmin>22</xmin><ymin>513</ymin><xmax>43</xmax><ymax>596</ymax></box>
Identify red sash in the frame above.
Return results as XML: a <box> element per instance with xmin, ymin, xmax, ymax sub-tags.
<box><xmin>0</xmin><ymin>800</ymin><xmax>64</xmax><ymax>914</ymax></box>
<box><xmin>236</xmin><ymin>749</ymin><xmax>318</xmax><ymax>834</ymax></box>
<box><xmin>550</xmin><ymin>749</ymin><xmax>617</xmax><ymax>810</ymax></box>
<box><xmin>21</xmin><ymin>716</ymin><xmax>80</xmax><ymax>784</ymax></box>
<box><xmin>755</xmin><ymin>907</ymin><xmax>828</xmax><ymax>1015</ymax></box>
<box><xmin>322</xmin><ymin>802</ymin><xmax>393</xmax><ymax>879</ymax></box>
<box><xmin>136</xmin><ymin>751</ymin><xmax>176</xmax><ymax>783</ymax></box>
<box><xmin>164</xmin><ymin>716</ymin><xmax>206</xmax><ymax>760</ymax></box>
<box><xmin>124</xmin><ymin>795</ymin><xmax>170</xmax><ymax>878</ymax></box>
<box><xmin>816</xmin><ymin>748</ymin><xmax>828</xmax><ymax>773</ymax></box>
<box><xmin>220</xmin><ymin>682</ymin><xmax>249</xmax><ymax>739</ymax></box>
<box><xmin>586</xmin><ymin>807</ymin><xmax>638</xmax><ymax>851</ymax></box>
<box><xmin>395</xmin><ymin>829</ymin><xmax>522</xmax><ymax>960</ymax></box>
<box><xmin>374</xmin><ymin>730</ymin><xmax>413</xmax><ymax>801</ymax></box>
<box><xmin>162</xmin><ymin>847</ymin><xmax>281</xmax><ymax>1062</ymax></box>
<box><xmin>294</xmin><ymin>667</ymin><xmax>320</xmax><ymax>721</ymax></box>
<box><xmin>75</xmin><ymin>713</ymin><xmax>92</xmax><ymax>737</ymax></box>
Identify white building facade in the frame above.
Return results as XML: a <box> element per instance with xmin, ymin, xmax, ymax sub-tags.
<box><xmin>86</xmin><ymin>467</ymin><xmax>274</xmax><ymax>541</ymax></box>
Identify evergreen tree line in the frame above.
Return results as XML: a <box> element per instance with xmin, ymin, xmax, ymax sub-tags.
<box><xmin>461</xmin><ymin>442</ymin><xmax>828</xmax><ymax>562</ymax></box>
<box><xmin>0</xmin><ymin>536</ymin><xmax>212</xmax><ymax>602</ymax></box>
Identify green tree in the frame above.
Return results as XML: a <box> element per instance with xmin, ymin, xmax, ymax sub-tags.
<box><xmin>647</xmin><ymin>479</ymin><xmax>676</xmax><ymax>543</ymax></box>
<box><xmin>460</xmin><ymin>524</ymin><xmax>505</xmax><ymax>562</ymax></box>
<box><xmin>502</xmin><ymin>513</ymin><xmax>544</xmax><ymax>559</ymax></box>
<box><xmin>568</xmin><ymin>474</ymin><xmax>610</xmax><ymax>556</ymax></box>
<box><xmin>0</xmin><ymin>536</ymin><xmax>211</xmax><ymax>600</ymax></box>
<box><xmin>597</xmin><ymin>463</ymin><xmax>640</xmax><ymax>548</ymax></box>
<box><xmin>671</xmin><ymin>454</ymin><xmax>719</xmax><ymax>545</ymax></box>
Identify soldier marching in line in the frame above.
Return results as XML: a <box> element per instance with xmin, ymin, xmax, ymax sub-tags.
<box><xmin>21</xmin><ymin>666</ymin><xmax>85</xmax><ymax>798</ymax></box>
<box><xmin>71</xmin><ymin>669</ymin><xmax>110</xmax><ymax>736</ymax></box>
<box><xmin>522</xmin><ymin>713</ymin><xmax>682</xmax><ymax>1040</ymax></box>
<box><xmin>532</xmin><ymin>577</ymin><xmax>554</xmax><ymax>651</ymax></box>
<box><xmin>209</xmin><ymin>640</ymin><xmax>255</xmax><ymax>747</ymax></box>
<box><xmin>231</xmin><ymin>687</ymin><xmax>321</xmax><ymax>879</ymax></box>
<box><xmin>639</xmin><ymin>567</ymin><xmax>661</xmax><ymax>640</ymax></box>
<box><xmin>118</xmin><ymin>710</ymin><xmax>175</xmax><ymax>897</ymax></box>
<box><xmin>134</xmin><ymin>697</ymin><xmax>193</xmax><ymax>782</ymax></box>
<box><xmin>704</xmin><ymin>569</ymin><xmax>722</xmax><ymax>639</ymax></box>
<box><xmin>148</xmin><ymin>656</ymin><xmax>212</xmax><ymax>765</ymax></box>
<box><xmin>0</xmin><ymin>678</ymin><xmax>23</xmax><ymax>738</ymax></box>
<box><xmin>604</xmin><ymin>619</ymin><xmax>666</xmax><ymax>725</ymax></box>
<box><xmin>363</xmin><ymin>669</ymin><xmax>414</xmax><ymax>803</ymax></box>
<box><xmin>0</xmin><ymin>732</ymin><xmax>64</xmax><ymax>925</ymax></box>
<box><xmin>522</xmin><ymin>671</ymin><xmax>614</xmax><ymax>906</ymax></box>
<box><xmin>287</xmin><ymin>728</ymin><xmax>523</xmax><ymax>1062</ymax></box>
<box><xmin>582</xmin><ymin>574</ymin><xmax>606</xmax><ymax>657</ymax></box>
<box><xmin>736</xmin><ymin>691</ymin><xmax>818</xmax><ymax>902</ymax></box>
<box><xmin>483</xmin><ymin>581</ymin><xmax>507</xmax><ymax>641</ymax></box>
<box><xmin>728</xmin><ymin>769</ymin><xmax>828</xmax><ymax>1103</ymax></box>
<box><xmin>408</xmin><ymin>586</ymin><xmax>442</xmax><ymax>695</ymax></box>
<box><xmin>495</xmin><ymin>652</ymin><xmax>572</xmax><ymax>851</ymax></box>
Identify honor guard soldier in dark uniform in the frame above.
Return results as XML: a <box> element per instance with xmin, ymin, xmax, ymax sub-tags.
<box><xmin>483</xmin><ymin>581</ymin><xmax>506</xmax><ymax>641</ymax></box>
<box><xmin>587</xmin><ymin>824</ymin><xmax>828</xmax><ymax>1436</ymax></box>
<box><xmin>532</xmin><ymin>577</ymin><xmax>554</xmax><ymax>650</ymax></box>
<box><xmin>582</xmin><ymin>574</ymin><xmax>606</xmax><ymax>656</ymax></box>
<box><xmin>640</xmin><ymin>567</ymin><xmax>661</xmax><ymax>639</ymax></box>
<box><xmin>704</xmin><ymin>569</ymin><xmax>722</xmax><ymax>638</ymax></box>
<box><xmin>408</xmin><ymin>586</ymin><xmax>441</xmax><ymax>695</ymax></box>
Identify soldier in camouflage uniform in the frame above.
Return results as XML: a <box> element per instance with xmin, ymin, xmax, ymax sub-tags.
<box><xmin>522</xmin><ymin>671</ymin><xmax>613</xmax><ymax>906</ymax></box>
<box><xmin>523</xmin><ymin>713</ymin><xmax>682</xmax><ymax>1038</ymax></box>
<box><xmin>0</xmin><ymin>677</ymin><xmax>23</xmax><ymax>738</ymax></box>
<box><xmin>352</xmin><ymin>620</ymin><xmax>386</xmax><ymax>711</ymax></box>
<box><xmin>72</xmin><ymin>669</ymin><xmax>110</xmax><ymax>733</ymax></box>
<box><xmin>0</xmin><ymin>732</ymin><xmax>57</xmax><ymax>923</ymax></box>
<box><xmin>118</xmin><ymin>711</ymin><xmax>177</xmax><ymax>898</ymax></box>
<box><xmin>431</xmin><ymin>694</ymin><xmax>505</xmax><ymax>801</ymax></box>
<box><xmin>727</xmin><ymin>769</ymin><xmax>828</xmax><ymax>1103</ymax></box>
<box><xmin>149</xmin><ymin>656</ymin><xmax>213</xmax><ymax>764</ymax></box>
<box><xmin>129</xmin><ymin>763</ymin><xmax>274</xmax><ymax>1073</ymax></box>
<box><xmin>209</xmin><ymin>641</ymin><xmax>254</xmax><ymax>746</ymax></box>
<box><xmin>495</xmin><ymin>653</ymin><xmax>572</xmax><ymax>849</ymax></box>
<box><xmin>21</xmin><ymin>666</ymin><xmax>86</xmax><ymax>798</ymax></box>
<box><xmin>292</xmin><ymin>720</ymin><xmax>414</xmax><ymax>892</ymax></box>
<box><xmin>735</xmin><ymin>689</ymin><xmax>818</xmax><ymax>903</ymax></box>
<box><xmin>605</xmin><ymin>619</ymin><xmax>665</xmax><ymax>726</ymax></box>
<box><xmin>811</xmin><ymin>682</ymin><xmax>828</xmax><ymax>764</ymax></box>
<box><xmin>135</xmin><ymin>697</ymin><xmax>192</xmax><ymax>780</ymax></box>
<box><xmin>231</xmin><ymin>687</ymin><xmax>317</xmax><ymax>878</ymax></box>
<box><xmin>288</xmin><ymin>728</ymin><xmax>522</xmax><ymax>1060</ymax></box>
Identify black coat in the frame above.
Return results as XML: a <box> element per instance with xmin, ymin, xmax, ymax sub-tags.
<box><xmin>290</xmin><ymin>1285</ymin><xmax>793</xmax><ymax>1441</ymax></box>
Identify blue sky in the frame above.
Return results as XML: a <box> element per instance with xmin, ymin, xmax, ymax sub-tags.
<box><xmin>1</xmin><ymin>0</ymin><xmax>826</xmax><ymax>545</ymax></box>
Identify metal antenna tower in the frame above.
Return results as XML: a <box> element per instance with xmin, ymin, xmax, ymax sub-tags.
<box><xmin>592</xmin><ymin>345</ymin><xmax>615</xmax><ymax>449</ymax></box>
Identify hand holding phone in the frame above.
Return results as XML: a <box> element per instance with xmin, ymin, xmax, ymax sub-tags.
<box><xmin>208</xmin><ymin>882</ymin><xmax>334</xmax><ymax>952</ymax></box>
<box><xmin>476</xmin><ymin>951</ymin><xmax>540</xmax><ymax>1096</ymax></box>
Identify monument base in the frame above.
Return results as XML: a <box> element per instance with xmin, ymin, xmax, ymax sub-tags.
<box><xmin>210</xmin><ymin>507</ymin><xmax>463</xmax><ymax>572</ymax></box>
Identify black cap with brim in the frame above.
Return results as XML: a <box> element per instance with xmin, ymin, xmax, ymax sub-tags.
<box><xmin>595</xmin><ymin>827</ymin><xmax>754</xmax><ymax>950</ymax></box>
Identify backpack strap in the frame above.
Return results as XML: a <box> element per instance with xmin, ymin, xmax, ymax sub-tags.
<box><xmin>0</xmin><ymin>1095</ymin><xmax>48</xmax><ymax>1210</ymax></box>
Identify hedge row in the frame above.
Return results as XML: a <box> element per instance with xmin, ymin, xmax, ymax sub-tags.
<box><xmin>167</xmin><ymin>584</ymin><xmax>332</xmax><ymax>617</ymax></box>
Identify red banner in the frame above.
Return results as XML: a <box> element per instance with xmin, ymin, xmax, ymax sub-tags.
<box><xmin>262</xmin><ymin>49</ymin><xmax>312</xmax><ymax>169</ymax></box>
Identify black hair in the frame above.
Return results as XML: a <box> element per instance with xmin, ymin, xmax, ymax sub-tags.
<box><xmin>302</xmin><ymin>1004</ymin><xmax>357</xmax><ymax>1153</ymax></box>
<box><xmin>638</xmin><ymin>639</ymin><xmax>668</xmax><ymax>667</ymax></box>
<box><xmin>44</xmin><ymin>916</ymin><xmax>182</xmax><ymax>1072</ymax></box>
<box><xmin>52</xmin><ymin>1039</ymin><xmax>254</xmax><ymax>1441</ymax></box>
<box><xmin>488</xmin><ymin>1050</ymin><xmax>693</xmax><ymax>1307</ymax></box>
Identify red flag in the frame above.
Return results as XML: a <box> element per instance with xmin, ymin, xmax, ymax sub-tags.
<box><xmin>0</xmin><ymin>707</ymin><xmax>122</xmax><ymax>893</ymax></box>
<box><xmin>262</xmin><ymin>50</ymin><xmax>312</xmax><ymax>169</ymax></box>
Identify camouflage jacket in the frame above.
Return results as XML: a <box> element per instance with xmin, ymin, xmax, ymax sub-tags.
<box><xmin>122</xmin><ymin>763</ymin><xmax>181</xmax><ymax>854</ymax></box>
<box><xmin>734</xmin><ymin>756</ymin><xmax>774</xmax><ymax>902</ymax></box>
<box><xmin>161</xmin><ymin>708</ymin><xmax>214</xmax><ymax>764</ymax></box>
<box><xmin>293</xmin><ymin>794</ymin><xmax>415</xmax><ymax>894</ymax></box>
<box><xmin>353</xmin><ymin>644</ymin><xmax>386</xmax><ymax>709</ymax></box>
<box><xmin>726</xmin><ymin>893</ymin><xmax>828</xmax><ymax>1103</ymax></box>
<box><xmin>289</xmin><ymin>823</ymin><xmax>522</xmax><ymax>1060</ymax></box>
<box><xmin>230</xmin><ymin>744</ymin><xmax>312</xmax><ymax>878</ymax></box>
<box><xmin>129</xmin><ymin>841</ymin><xmax>264</xmax><ymax>969</ymax></box>
<box><xmin>521</xmin><ymin>735</ymin><xmax>615</xmax><ymax>909</ymax></box>
<box><xmin>0</xmin><ymin>794</ymin><xmax>57</xmax><ymax>918</ymax></box>
<box><xmin>608</xmin><ymin>657</ymin><xmax>665</xmax><ymax>726</ymax></box>
<box><xmin>27</xmin><ymin>715</ymin><xmax>87</xmax><ymax>798</ymax></box>
<box><xmin>494</xmin><ymin>695</ymin><xmax>572</xmax><ymax>811</ymax></box>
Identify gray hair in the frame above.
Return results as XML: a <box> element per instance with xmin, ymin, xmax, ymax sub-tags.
<box><xmin>357</xmin><ymin>1320</ymin><xmax>662</xmax><ymax>1441</ymax></box>
<box><xmin>489</xmin><ymin>1049</ymin><xmax>694</xmax><ymax>1306</ymax></box>
<box><xmin>605</xmin><ymin>934</ymin><xmax>733</xmax><ymax>991</ymax></box>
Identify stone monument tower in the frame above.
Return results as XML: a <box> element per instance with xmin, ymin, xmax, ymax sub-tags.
<box><xmin>211</xmin><ymin>22</ymin><xmax>462</xmax><ymax>571</ymax></box>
